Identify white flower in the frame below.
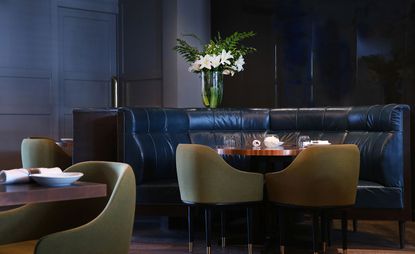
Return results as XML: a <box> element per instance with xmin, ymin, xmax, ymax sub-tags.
<box><xmin>222</xmin><ymin>69</ymin><xmax>235</xmax><ymax>76</ymax></box>
<box><xmin>199</xmin><ymin>55</ymin><xmax>212</xmax><ymax>70</ymax></box>
<box><xmin>210</xmin><ymin>54</ymin><xmax>221</xmax><ymax>68</ymax></box>
<box><xmin>220</xmin><ymin>49</ymin><xmax>233</xmax><ymax>65</ymax></box>
<box><xmin>188</xmin><ymin>59</ymin><xmax>201</xmax><ymax>72</ymax></box>
<box><xmin>234</xmin><ymin>55</ymin><xmax>245</xmax><ymax>72</ymax></box>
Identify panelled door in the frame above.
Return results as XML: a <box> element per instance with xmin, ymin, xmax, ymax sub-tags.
<box><xmin>58</xmin><ymin>7</ymin><xmax>117</xmax><ymax>137</ymax></box>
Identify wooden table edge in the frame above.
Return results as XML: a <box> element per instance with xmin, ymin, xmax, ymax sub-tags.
<box><xmin>0</xmin><ymin>181</ymin><xmax>107</xmax><ymax>207</ymax></box>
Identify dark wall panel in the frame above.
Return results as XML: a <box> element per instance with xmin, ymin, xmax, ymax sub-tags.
<box><xmin>211</xmin><ymin>0</ymin><xmax>275</xmax><ymax>108</ymax></box>
<box><xmin>211</xmin><ymin>0</ymin><xmax>415</xmax><ymax>108</ymax></box>
<box><xmin>312</xmin><ymin>0</ymin><xmax>356</xmax><ymax>106</ymax></box>
<box><xmin>119</xmin><ymin>0</ymin><xmax>162</xmax><ymax>107</ymax></box>
<box><xmin>274</xmin><ymin>0</ymin><xmax>313</xmax><ymax>107</ymax></box>
<box><xmin>355</xmin><ymin>0</ymin><xmax>408</xmax><ymax>105</ymax></box>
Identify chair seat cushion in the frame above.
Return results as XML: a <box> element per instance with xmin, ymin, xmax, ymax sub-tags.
<box><xmin>136</xmin><ymin>180</ymin><xmax>181</xmax><ymax>204</ymax></box>
<box><xmin>0</xmin><ymin>240</ymin><xmax>37</xmax><ymax>254</ymax></box>
<box><xmin>355</xmin><ymin>180</ymin><xmax>403</xmax><ymax>209</ymax></box>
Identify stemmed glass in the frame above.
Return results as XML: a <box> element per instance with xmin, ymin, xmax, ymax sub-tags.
<box><xmin>297</xmin><ymin>135</ymin><xmax>311</xmax><ymax>148</ymax></box>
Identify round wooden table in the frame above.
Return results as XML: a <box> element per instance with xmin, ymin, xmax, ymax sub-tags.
<box><xmin>217</xmin><ymin>146</ymin><xmax>301</xmax><ymax>157</ymax></box>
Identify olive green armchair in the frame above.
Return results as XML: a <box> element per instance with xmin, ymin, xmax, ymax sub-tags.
<box><xmin>176</xmin><ymin>144</ymin><xmax>263</xmax><ymax>254</ymax></box>
<box><xmin>21</xmin><ymin>137</ymin><xmax>72</xmax><ymax>169</ymax></box>
<box><xmin>0</xmin><ymin>161</ymin><xmax>136</xmax><ymax>254</ymax></box>
<box><xmin>265</xmin><ymin>144</ymin><xmax>360</xmax><ymax>254</ymax></box>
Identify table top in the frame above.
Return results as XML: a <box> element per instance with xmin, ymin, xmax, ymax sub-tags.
<box><xmin>217</xmin><ymin>146</ymin><xmax>301</xmax><ymax>156</ymax></box>
<box><xmin>0</xmin><ymin>181</ymin><xmax>107</xmax><ymax>207</ymax></box>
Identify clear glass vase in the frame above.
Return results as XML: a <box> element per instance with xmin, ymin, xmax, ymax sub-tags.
<box><xmin>201</xmin><ymin>70</ymin><xmax>223</xmax><ymax>108</ymax></box>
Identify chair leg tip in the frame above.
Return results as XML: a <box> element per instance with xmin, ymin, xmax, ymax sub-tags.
<box><xmin>188</xmin><ymin>242</ymin><xmax>193</xmax><ymax>252</ymax></box>
<box><xmin>206</xmin><ymin>246</ymin><xmax>211</xmax><ymax>254</ymax></box>
<box><xmin>248</xmin><ymin>243</ymin><xmax>253</xmax><ymax>254</ymax></box>
<box><xmin>221</xmin><ymin>237</ymin><xmax>226</xmax><ymax>248</ymax></box>
<box><xmin>280</xmin><ymin>245</ymin><xmax>285</xmax><ymax>254</ymax></box>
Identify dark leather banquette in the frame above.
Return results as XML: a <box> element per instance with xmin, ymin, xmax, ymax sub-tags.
<box><xmin>115</xmin><ymin>104</ymin><xmax>411</xmax><ymax>222</ymax></box>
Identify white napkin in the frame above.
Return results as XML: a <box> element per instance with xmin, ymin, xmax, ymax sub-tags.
<box><xmin>0</xmin><ymin>167</ymin><xmax>62</xmax><ymax>184</ymax></box>
<box><xmin>303</xmin><ymin>140</ymin><xmax>331</xmax><ymax>147</ymax></box>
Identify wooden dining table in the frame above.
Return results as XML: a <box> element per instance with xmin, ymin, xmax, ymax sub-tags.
<box><xmin>217</xmin><ymin>145</ymin><xmax>302</xmax><ymax>173</ymax></box>
<box><xmin>217</xmin><ymin>145</ymin><xmax>301</xmax><ymax>157</ymax></box>
<box><xmin>0</xmin><ymin>181</ymin><xmax>107</xmax><ymax>207</ymax></box>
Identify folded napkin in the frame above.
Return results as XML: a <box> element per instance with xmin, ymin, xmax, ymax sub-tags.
<box><xmin>0</xmin><ymin>167</ymin><xmax>62</xmax><ymax>184</ymax></box>
<box><xmin>303</xmin><ymin>140</ymin><xmax>331</xmax><ymax>147</ymax></box>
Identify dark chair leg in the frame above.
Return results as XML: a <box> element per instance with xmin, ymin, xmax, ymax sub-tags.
<box><xmin>221</xmin><ymin>210</ymin><xmax>226</xmax><ymax>248</ymax></box>
<box><xmin>279</xmin><ymin>208</ymin><xmax>285</xmax><ymax>254</ymax></box>
<box><xmin>188</xmin><ymin>206</ymin><xmax>194</xmax><ymax>252</ymax></box>
<box><xmin>205</xmin><ymin>207</ymin><xmax>212</xmax><ymax>254</ymax></box>
<box><xmin>312</xmin><ymin>211</ymin><xmax>319</xmax><ymax>254</ymax></box>
<box><xmin>399</xmin><ymin>220</ymin><xmax>405</xmax><ymax>249</ymax></box>
<box><xmin>327</xmin><ymin>217</ymin><xmax>332</xmax><ymax>247</ymax></box>
<box><xmin>247</xmin><ymin>207</ymin><xmax>253</xmax><ymax>254</ymax></box>
<box><xmin>321</xmin><ymin>211</ymin><xmax>327</xmax><ymax>253</ymax></box>
<box><xmin>353</xmin><ymin>219</ymin><xmax>358</xmax><ymax>232</ymax></box>
<box><xmin>341</xmin><ymin>211</ymin><xmax>348</xmax><ymax>254</ymax></box>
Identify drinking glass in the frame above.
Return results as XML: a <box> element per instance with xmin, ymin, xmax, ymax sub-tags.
<box><xmin>223</xmin><ymin>135</ymin><xmax>236</xmax><ymax>148</ymax></box>
<box><xmin>297</xmin><ymin>135</ymin><xmax>311</xmax><ymax>148</ymax></box>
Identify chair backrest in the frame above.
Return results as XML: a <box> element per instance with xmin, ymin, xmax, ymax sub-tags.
<box><xmin>21</xmin><ymin>137</ymin><xmax>72</xmax><ymax>169</ymax></box>
<box><xmin>266</xmin><ymin>144</ymin><xmax>360</xmax><ymax>207</ymax></box>
<box><xmin>176</xmin><ymin>144</ymin><xmax>263</xmax><ymax>204</ymax></box>
<box><xmin>0</xmin><ymin>161</ymin><xmax>136</xmax><ymax>254</ymax></box>
<box><xmin>34</xmin><ymin>161</ymin><xmax>136</xmax><ymax>254</ymax></box>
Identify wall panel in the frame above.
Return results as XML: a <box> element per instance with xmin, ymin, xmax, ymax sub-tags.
<box><xmin>124</xmin><ymin>80</ymin><xmax>162</xmax><ymax>106</ymax></box>
<box><xmin>58</xmin><ymin>7</ymin><xmax>116</xmax><ymax>137</ymax></box>
<box><xmin>0</xmin><ymin>115</ymin><xmax>53</xmax><ymax>169</ymax></box>
<box><xmin>0</xmin><ymin>0</ymin><xmax>51</xmax><ymax>71</ymax></box>
<box><xmin>0</xmin><ymin>76</ymin><xmax>52</xmax><ymax>114</ymax></box>
<box><xmin>0</xmin><ymin>0</ymin><xmax>117</xmax><ymax>169</ymax></box>
<box><xmin>120</xmin><ymin>0</ymin><xmax>162</xmax><ymax>106</ymax></box>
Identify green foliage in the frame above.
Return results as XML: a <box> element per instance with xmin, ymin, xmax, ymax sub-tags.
<box><xmin>174</xmin><ymin>31</ymin><xmax>256</xmax><ymax>63</ymax></box>
<box><xmin>173</xmin><ymin>38</ymin><xmax>200</xmax><ymax>63</ymax></box>
<box><xmin>208</xmin><ymin>31</ymin><xmax>256</xmax><ymax>57</ymax></box>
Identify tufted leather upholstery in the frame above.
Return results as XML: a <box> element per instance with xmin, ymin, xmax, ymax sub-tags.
<box><xmin>117</xmin><ymin>104</ymin><xmax>410</xmax><ymax>212</ymax></box>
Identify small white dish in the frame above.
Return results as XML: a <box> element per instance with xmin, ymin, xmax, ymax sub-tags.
<box><xmin>31</xmin><ymin>172</ymin><xmax>83</xmax><ymax>187</ymax></box>
<box><xmin>264</xmin><ymin>141</ymin><xmax>284</xmax><ymax>148</ymax></box>
<box><xmin>303</xmin><ymin>140</ymin><xmax>331</xmax><ymax>147</ymax></box>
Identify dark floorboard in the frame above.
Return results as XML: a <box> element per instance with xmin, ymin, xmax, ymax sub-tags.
<box><xmin>129</xmin><ymin>219</ymin><xmax>415</xmax><ymax>254</ymax></box>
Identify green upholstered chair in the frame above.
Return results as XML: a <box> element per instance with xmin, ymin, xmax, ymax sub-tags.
<box><xmin>265</xmin><ymin>144</ymin><xmax>360</xmax><ymax>254</ymax></box>
<box><xmin>0</xmin><ymin>161</ymin><xmax>136</xmax><ymax>254</ymax></box>
<box><xmin>21</xmin><ymin>137</ymin><xmax>72</xmax><ymax>169</ymax></box>
<box><xmin>176</xmin><ymin>144</ymin><xmax>264</xmax><ymax>254</ymax></box>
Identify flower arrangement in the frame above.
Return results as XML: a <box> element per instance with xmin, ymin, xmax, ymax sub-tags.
<box><xmin>174</xmin><ymin>31</ymin><xmax>256</xmax><ymax>76</ymax></box>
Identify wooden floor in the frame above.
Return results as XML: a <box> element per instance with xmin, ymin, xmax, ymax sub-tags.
<box><xmin>129</xmin><ymin>219</ymin><xmax>415</xmax><ymax>254</ymax></box>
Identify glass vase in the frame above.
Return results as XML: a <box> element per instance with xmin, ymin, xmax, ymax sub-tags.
<box><xmin>201</xmin><ymin>70</ymin><xmax>223</xmax><ymax>108</ymax></box>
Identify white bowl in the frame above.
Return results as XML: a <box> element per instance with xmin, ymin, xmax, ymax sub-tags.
<box><xmin>264</xmin><ymin>136</ymin><xmax>284</xmax><ymax>148</ymax></box>
<box><xmin>31</xmin><ymin>172</ymin><xmax>83</xmax><ymax>187</ymax></box>
<box><xmin>264</xmin><ymin>141</ymin><xmax>284</xmax><ymax>148</ymax></box>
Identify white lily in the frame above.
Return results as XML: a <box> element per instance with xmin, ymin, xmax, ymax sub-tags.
<box><xmin>223</xmin><ymin>69</ymin><xmax>235</xmax><ymax>76</ymax></box>
<box><xmin>234</xmin><ymin>55</ymin><xmax>245</xmax><ymax>71</ymax></box>
<box><xmin>220</xmin><ymin>49</ymin><xmax>233</xmax><ymax>65</ymax></box>
<box><xmin>210</xmin><ymin>54</ymin><xmax>221</xmax><ymax>68</ymax></box>
<box><xmin>199</xmin><ymin>55</ymin><xmax>212</xmax><ymax>70</ymax></box>
<box><xmin>188</xmin><ymin>59</ymin><xmax>202</xmax><ymax>72</ymax></box>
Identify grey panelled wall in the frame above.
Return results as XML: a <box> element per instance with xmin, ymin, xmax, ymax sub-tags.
<box><xmin>0</xmin><ymin>0</ymin><xmax>117</xmax><ymax>169</ymax></box>
<box><xmin>59</xmin><ymin>7</ymin><xmax>116</xmax><ymax>137</ymax></box>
